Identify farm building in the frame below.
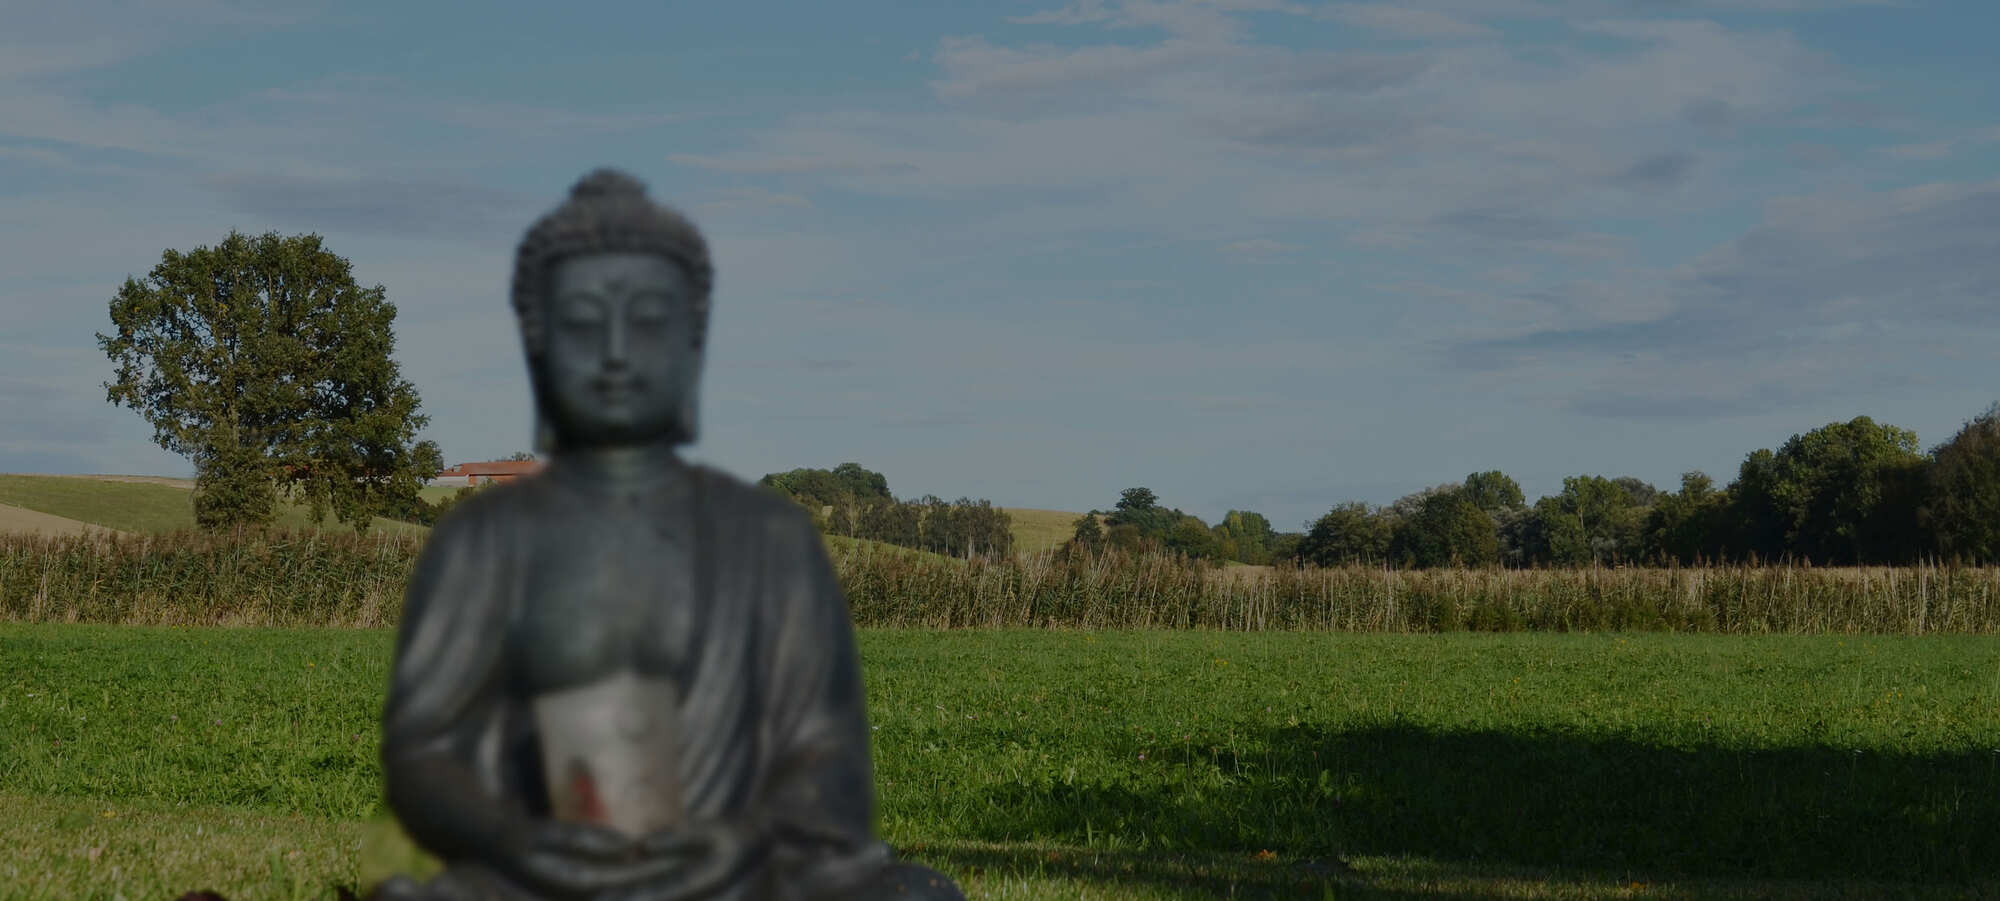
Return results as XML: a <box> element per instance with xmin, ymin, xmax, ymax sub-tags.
<box><xmin>431</xmin><ymin>460</ymin><xmax>543</xmax><ymax>486</ymax></box>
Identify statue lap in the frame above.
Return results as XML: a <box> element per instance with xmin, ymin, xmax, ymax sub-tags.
<box><xmin>367</xmin><ymin>860</ymin><xmax>966</xmax><ymax>901</ymax></box>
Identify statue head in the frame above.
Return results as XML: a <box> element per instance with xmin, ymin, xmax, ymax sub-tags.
<box><xmin>512</xmin><ymin>169</ymin><xmax>714</xmax><ymax>451</ymax></box>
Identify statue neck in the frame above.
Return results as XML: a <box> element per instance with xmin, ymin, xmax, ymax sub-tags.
<box><xmin>547</xmin><ymin>440</ymin><xmax>689</xmax><ymax>493</ymax></box>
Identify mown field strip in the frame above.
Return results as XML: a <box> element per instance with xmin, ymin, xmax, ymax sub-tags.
<box><xmin>2</xmin><ymin>626</ymin><xmax>1996</xmax><ymax>898</ymax></box>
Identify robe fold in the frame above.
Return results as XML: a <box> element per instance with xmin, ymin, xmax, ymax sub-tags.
<box><xmin>381</xmin><ymin>464</ymin><xmax>891</xmax><ymax>901</ymax></box>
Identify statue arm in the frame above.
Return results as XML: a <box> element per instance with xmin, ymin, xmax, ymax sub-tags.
<box><xmin>379</xmin><ymin>507</ymin><xmax>533</xmax><ymax>862</ymax></box>
<box><xmin>758</xmin><ymin>509</ymin><xmax>894</xmax><ymax>891</ymax></box>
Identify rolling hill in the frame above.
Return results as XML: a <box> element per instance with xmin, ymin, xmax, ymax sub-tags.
<box><xmin>0</xmin><ymin>476</ymin><xmax>1089</xmax><ymax>559</ymax></box>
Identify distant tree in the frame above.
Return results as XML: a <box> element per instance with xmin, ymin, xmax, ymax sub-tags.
<box><xmin>1733</xmin><ymin>417</ymin><xmax>1927</xmax><ymax>564</ymax></box>
<box><xmin>760</xmin><ymin>462</ymin><xmax>893</xmax><ymax>529</ymax></box>
<box><xmin>914</xmin><ymin>495</ymin><xmax>951</xmax><ymax>555</ymax></box>
<box><xmin>830</xmin><ymin>462</ymin><xmax>892</xmax><ymax>503</ymax></box>
<box><xmin>948</xmin><ymin>498</ymin><xmax>1015</xmax><ymax>559</ymax></box>
<box><xmin>1108</xmin><ymin>487</ymin><xmax>1172</xmax><ymax>537</ymax></box>
<box><xmin>1213</xmin><ymin>510</ymin><xmax>1276</xmax><ymax>564</ymax></box>
<box><xmin>1497</xmin><ymin>505</ymin><xmax>1549</xmax><ymax>568</ymax></box>
<box><xmin>1537</xmin><ymin>475</ymin><xmax>1643</xmax><ymax>566</ymax></box>
<box><xmin>1165</xmin><ymin>514</ymin><xmax>1222</xmax><ymax>561</ymax></box>
<box><xmin>1611</xmin><ymin>476</ymin><xmax>1660</xmax><ymax>510</ymax></box>
<box><xmin>1297</xmin><ymin>501</ymin><xmax>1393</xmax><ymax>567</ymax></box>
<box><xmin>1066</xmin><ymin>513</ymin><xmax>1105</xmax><ymax>554</ymax></box>
<box><xmin>1384</xmin><ymin>484</ymin><xmax>1458</xmax><ymax>521</ymax></box>
<box><xmin>760</xmin><ymin>468</ymin><xmax>840</xmax><ymax>507</ymax></box>
<box><xmin>860</xmin><ymin>499</ymin><xmax>921</xmax><ymax>549</ymax></box>
<box><xmin>1389</xmin><ymin>487</ymin><xmax>1499</xmax><ymax>568</ymax></box>
<box><xmin>1117</xmin><ymin>487</ymin><xmax>1159</xmax><ymax>512</ymax></box>
<box><xmin>1461</xmin><ymin>471</ymin><xmax>1525</xmax><ymax>515</ymax></box>
<box><xmin>504</xmin><ymin>451</ymin><xmax>538</xmax><ymax>462</ymax></box>
<box><xmin>1923</xmin><ymin>402</ymin><xmax>2000</xmax><ymax>563</ymax></box>
<box><xmin>98</xmin><ymin>230</ymin><xmax>440</xmax><ymax>532</ymax></box>
<box><xmin>1644</xmin><ymin>471</ymin><xmax>1730</xmax><ymax>564</ymax></box>
<box><xmin>1104</xmin><ymin>523</ymin><xmax>1147</xmax><ymax>553</ymax></box>
<box><xmin>1725</xmin><ymin>448</ymin><xmax>1789</xmax><ymax>563</ymax></box>
<box><xmin>1267</xmin><ymin>531</ymin><xmax>1304</xmax><ymax>564</ymax></box>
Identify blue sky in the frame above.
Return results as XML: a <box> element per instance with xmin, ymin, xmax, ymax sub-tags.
<box><xmin>2</xmin><ymin>0</ymin><xmax>1996</xmax><ymax>532</ymax></box>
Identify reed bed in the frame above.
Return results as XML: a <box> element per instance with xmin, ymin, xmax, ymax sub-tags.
<box><xmin>4</xmin><ymin>531</ymin><xmax>1999</xmax><ymax>633</ymax></box>
<box><xmin>0</xmin><ymin>529</ymin><xmax>421</xmax><ymax>628</ymax></box>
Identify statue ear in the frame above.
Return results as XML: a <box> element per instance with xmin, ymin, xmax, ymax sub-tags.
<box><xmin>535</xmin><ymin>410</ymin><xmax>558</xmax><ymax>454</ymax></box>
<box><xmin>676</xmin><ymin>390</ymin><xmax>699</xmax><ymax>445</ymax></box>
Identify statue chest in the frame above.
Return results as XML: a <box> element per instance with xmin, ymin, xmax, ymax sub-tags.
<box><xmin>510</xmin><ymin>500</ymin><xmax>703</xmax><ymax>693</ymax></box>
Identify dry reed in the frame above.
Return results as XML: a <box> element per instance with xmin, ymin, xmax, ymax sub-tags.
<box><xmin>4</xmin><ymin>532</ymin><xmax>1997</xmax><ymax>633</ymax></box>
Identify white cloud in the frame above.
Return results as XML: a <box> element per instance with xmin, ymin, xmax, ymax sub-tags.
<box><xmin>1222</xmin><ymin>238</ymin><xmax>1303</xmax><ymax>262</ymax></box>
<box><xmin>1321</xmin><ymin>4</ymin><xmax>1500</xmax><ymax>39</ymax></box>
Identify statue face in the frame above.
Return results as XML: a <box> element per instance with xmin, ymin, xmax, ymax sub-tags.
<box><xmin>540</xmin><ymin>252</ymin><xmax>702</xmax><ymax>447</ymax></box>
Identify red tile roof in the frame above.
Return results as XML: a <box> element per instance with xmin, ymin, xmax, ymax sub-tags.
<box><xmin>440</xmin><ymin>460</ymin><xmax>543</xmax><ymax>476</ymax></box>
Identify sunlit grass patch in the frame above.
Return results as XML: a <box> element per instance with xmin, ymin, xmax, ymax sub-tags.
<box><xmin>0</xmin><ymin>474</ymin><xmax>427</xmax><ymax>537</ymax></box>
<box><xmin>4</xmin><ymin>625</ymin><xmax>1997</xmax><ymax>898</ymax></box>
<box><xmin>0</xmin><ymin>792</ymin><xmax>365</xmax><ymax>901</ymax></box>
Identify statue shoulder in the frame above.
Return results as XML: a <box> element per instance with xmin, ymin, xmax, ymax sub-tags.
<box><xmin>690</xmin><ymin>465</ymin><xmax>816</xmax><ymax>536</ymax></box>
<box><xmin>426</xmin><ymin>478</ymin><xmax>541</xmax><ymax>542</ymax></box>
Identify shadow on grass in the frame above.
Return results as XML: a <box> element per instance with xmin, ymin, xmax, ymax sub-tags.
<box><xmin>951</xmin><ymin>723</ymin><xmax>1998</xmax><ymax>895</ymax></box>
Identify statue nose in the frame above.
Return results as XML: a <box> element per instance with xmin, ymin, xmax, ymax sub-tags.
<box><xmin>604</xmin><ymin>318</ymin><xmax>628</xmax><ymax>366</ymax></box>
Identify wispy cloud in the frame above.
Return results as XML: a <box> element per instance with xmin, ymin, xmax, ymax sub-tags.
<box><xmin>1880</xmin><ymin>125</ymin><xmax>2000</xmax><ymax>161</ymax></box>
<box><xmin>1320</xmin><ymin>4</ymin><xmax>1500</xmax><ymax>40</ymax></box>
<box><xmin>1221</xmin><ymin>238</ymin><xmax>1302</xmax><ymax>262</ymax></box>
<box><xmin>205</xmin><ymin>173</ymin><xmax>534</xmax><ymax>240</ymax></box>
<box><xmin>1453</xmin><ymin>177</ymin><xmax>2000</xmax><ymax>418</ymax></box>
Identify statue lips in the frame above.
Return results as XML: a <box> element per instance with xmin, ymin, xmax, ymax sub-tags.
<box><xmin>596</xmin><ymin>377</ymin><xmax>642</xmax><ymax>406</ymax></box>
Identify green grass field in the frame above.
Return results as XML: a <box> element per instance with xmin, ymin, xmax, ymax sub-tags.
<box><xmin>1003</xmin><ymin>508</ymin><xmax>1088</xmax><ymax>556</ymax></box>
<box><xmin>0</xmin><ymin>475</ymin><xmax>428</xmax><ymax>537</ymax></box>
<box><xmin>4</xmin><ymin>625</ymin><xmax>1995</xmax><ymax>899</ymax></box>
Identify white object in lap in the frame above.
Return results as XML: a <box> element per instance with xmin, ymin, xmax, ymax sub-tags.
<box><xmin>532</xmin><ymin>670</ymin><xmax>683</xmax><ymax>838</ymax></box>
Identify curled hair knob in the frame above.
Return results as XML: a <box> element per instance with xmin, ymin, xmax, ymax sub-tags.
<box><xmin>571</xmin><ymin>168</ymin><xmax>647</xmax><ymax>200</ymax></box>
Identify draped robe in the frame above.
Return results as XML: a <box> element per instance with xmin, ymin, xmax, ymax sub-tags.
<box><xmin>380</xmin><ymin>462</ymin><xmax>893</xmax><ymax>900</ymax></box>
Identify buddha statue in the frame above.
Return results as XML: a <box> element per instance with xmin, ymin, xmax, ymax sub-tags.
<box><xmin>370</xmin><ymin>170</ymin><xmax>965</xmax><ymax>901</ymax></box>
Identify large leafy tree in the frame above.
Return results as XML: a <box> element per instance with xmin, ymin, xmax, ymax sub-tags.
<box><xmin>1164</xmin><ymin>513</ymin><xmax>1222</xmax><ymax>561</ymax></box>
<box><xmin>1389</xmin><ymin>487</ymin><xmax>1499</xmax><ymax>568</ymax></box>
<box><xmin>1745</xmin><ymin>416</ymin><xmax>1927</xmax><ymax>564</ymax></box>
<box><xmin>1107</xmin><ymin>486</ymin><xmax>1171</xmax><ymax>536</ymax></box>
<box><xmin>98</xmin><ymin>231</ymin><xmax>440</xmax><ymax>532</ymax></box>
<box><xmin>1297</xmin><ymin>501</ymin><xmax>1393</xmax><ymax>567</ymax></box>
<box><xmin>1644</xmin><ymin>471</ymin><xmax>1731</xmax><ymax>564</ymax></box>
<box><xmin>1461</xmin><ymin>470</ymin><xmax>1525</xmax><ymax>515</ymax></box>
<box><xmin>1921</xmin><ymin>402</ymin><xmax>2000</xmax><ymax>564</ymax></box>
<box><xmin>1725</xmin><ymin>448</ymin><xmax>1789</xmax><ymax>562</ymax></box>
<box><xmin>1213</xmin><ymin>509</ymin><xmax>1276</xmax><ymax>564</ymax></box>
<box><xmin>1536</xmin><ymin>475</ymin><xmax>1646</xmax><ymax>566</ymax></box>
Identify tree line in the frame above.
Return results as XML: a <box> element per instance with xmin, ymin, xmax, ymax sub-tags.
<box><xmin>1063</xmin><ymin>406</ymin><xmax>2000</xmax><ymax>568</ymax></box>
<box><xmin>759</xmin><ymin>463</ymin><xmax>1015</xmax><ymax>561</ymax></box>
<box><xmin>93</xmin><ymin>231</ymin><xmax>2000</xmax><ymax>564</ymax></box>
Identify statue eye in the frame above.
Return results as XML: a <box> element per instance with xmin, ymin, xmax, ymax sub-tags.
<box><xmin>628</xmin><ymin>296</ymin><xmax>673</xmax><ymax>327</ymax></box>
<box><xmin>558</xmin><ymin>297</ymin><xmax>607</xmax><ymax>327</ymax></box>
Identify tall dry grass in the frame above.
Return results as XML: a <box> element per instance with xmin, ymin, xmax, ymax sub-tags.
<box><xmin>0</xmin><ymin>529</ymin><xmax>421</xmax><ymax>627</ymax></box>
<box><xmin>4</xmin><ymin>531</ymin><xmax>1998</xmax><ymax>633</ymax></box>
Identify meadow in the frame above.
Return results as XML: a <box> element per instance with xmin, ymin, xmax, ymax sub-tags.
<box><xmin>4</xmin><ymin>624</ymin><xmax>1996</xmax><ymax>899</ymax></box>
<box><xmin>3</xmin><ymin>477</ymin><xmax>1998</xmax><ymax>898</ymax></box>
<box><xmin>0</xmin><ymin>475</ymin><xmax>432</xmax><ymax>538</ymax></box>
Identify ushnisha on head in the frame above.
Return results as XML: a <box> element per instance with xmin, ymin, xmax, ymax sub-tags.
<box><xmin>513</xmin><ymin>170</ymin><xmax>715</xmax><ymax>450</ymax></box>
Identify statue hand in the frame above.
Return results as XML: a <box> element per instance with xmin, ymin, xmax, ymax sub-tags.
<box><xmin>597</xmin><ymin>818</ymin><xmax>771</xmax><ymax>901</ymax></box>
<box><xmin>503</xmin><ymin>820</ymin><xmax>659</xmax><ymax>898</ymax></box>
<box><xmin>536</xmin><ymin>820</ymin><xmax>639</xmax><ymax>862</ymax></box>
